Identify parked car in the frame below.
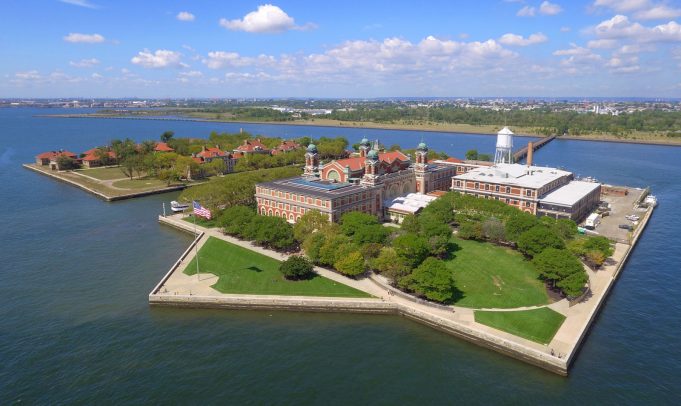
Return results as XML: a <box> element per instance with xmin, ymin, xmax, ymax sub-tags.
<box><xmin>619</xmin><ymin>224</ymin><xmax>633</xmax><ymax>231</ymax></box>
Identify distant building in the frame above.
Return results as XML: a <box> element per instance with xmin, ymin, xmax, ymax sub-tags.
<box><xmin>271</xmin><ymin>140</ymin><xmax>301</xmax><ymax>155</ymax></box>
<box><xmin>154</xmin><ymin>142</ymin><xmax>174</xmax><ymax>152</ymax></box>
<box><xmin>35</xmin><ymin>150</ymin><xmax>79</xmax><ymax>170</ymax></box>
<box><xmin>234</xmin><ymin>138</ymin><xmax>271</xmax><ymax>155</ymax></box>
<box><xmin>81</xmin><ymin>148</ymin><xmax>117</xmax><ymax>168</ymax></box>
<box><xmin>192</xmin><ymin>146</ymin><xmax>236</xmax><ymax>173</ymax></box>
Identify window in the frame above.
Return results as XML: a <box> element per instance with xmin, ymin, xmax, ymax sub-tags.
<box><xmin>456</xmin><ymin>180</ymin><xmax>461</xmax><ymax>187</ymax></box>
<box><xmin>495</xmin><ymin>185</ymin><xmax>500</xmax><ymax>192</ymax></box>
<box><xmin>485</xmin><ymin>184</ymin><xmax>489</xmax><ymax>190</ymax></box>
<box><xmin>475</xmin><ymin>182</ymin><xmax>479</xmax><ymax>189</ymax></box>
<box><xmin>506</xmin><ymin>186</ymin><xmax>510</xmax><ymax>193</ymax></box>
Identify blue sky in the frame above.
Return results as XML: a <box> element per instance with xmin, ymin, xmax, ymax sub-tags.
<box><xmin>2</xmin><ymin>0</ymin><xmax>681</xmax><ymax>97</ymax></box>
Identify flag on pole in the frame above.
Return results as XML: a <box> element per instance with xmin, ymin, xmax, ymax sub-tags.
<box><xmin>192</xmin><ymin>201</ymin><xmax>212</xmax><ymax>220</ymax></box>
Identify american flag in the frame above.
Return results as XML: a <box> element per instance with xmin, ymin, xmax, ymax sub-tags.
<box><xmin>192</xmin><ymin>201</ymin><xmax>212</xmax><ymax>220</ymax></box>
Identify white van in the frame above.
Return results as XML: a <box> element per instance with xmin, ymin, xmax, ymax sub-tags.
<box><xmin>585</xmin><ymin>213</ymin><xmax>601</xmax><ymax>229</ymax></box>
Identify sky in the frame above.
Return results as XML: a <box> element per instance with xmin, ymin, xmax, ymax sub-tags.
<box><xmin>2</xmin><ymin>0</ymin><xmax>681</xmax><ymax>98</ymax></box>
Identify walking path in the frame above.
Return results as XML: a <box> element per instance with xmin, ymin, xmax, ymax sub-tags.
<box><xmin>151</xmin><ymin>205</ymin><xmax>652</xmax><ymax>375</ymax></box>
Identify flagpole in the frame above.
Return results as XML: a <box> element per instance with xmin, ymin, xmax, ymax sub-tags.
<box><xmin>194</xmin><ymin>203</ymin><xmax>200</xmax><ymax>281</ymax></box>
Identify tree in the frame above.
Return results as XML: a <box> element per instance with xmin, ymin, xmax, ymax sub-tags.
<box><xmin>340</xmin><ymin>211</ymin><xmax>388</xmax><ymax>244</ymax></box>
<box><xmin>532</xmin><ymin>248</ymin><xmax>587</xmax><ymax>297</ymax></box>
<box><xmin>370</xmin><ymin>247</ymin><xmax>410</xmax><ymax>283</ymax></box>
<box><xmin>334</xmin><ymin>251</ymin><xmax>366</xmax><ymax>277</ymax></box>
<box><xmin>244</xmin><ymin>216</ymin><xmax>294</xmax><ymax>250</ymax></box>
<box><xmin>399</xmin><ymin>257</ymin><xmax>456</xmax><ymax>303</ymax></box>
<box><xmin>517</xmin><ymin>225</ymin><xmax>565</xmax><ymax>257</ymax></box>
<box><xmin>465</xmin><ymin>149</ymin><xmax>478</xmax><ymax>160</ymax></box>
<box><xmin>161</xmin><ymin>131</ymin><xmax>175</xmax><ymax>143</ymax></box>
<box><xmin>458</xmin><ymin>221</ymin><xmax>484</xmax><ymax>240</ymax></box>
<box><xmin>360</xmin><ymin>243</ymin><xmax>382</xmax><ymax>261</ymax></box>
<box><xmin>583</xmin><ymin>236</ymin><xmax>614</xmax><ymax>258</ymax></box>
<box><xmin>318</xmin><ymin>234</ymin><xmax>353</xmax><ymax>267</ymax></box>
<box><xmin>218</xmin><ymin>205</ymin><xmax>256</xmax><ymax>237</ymax></box>
<box><xmin>279</xmin><ymin>256</ymin><xmax>315</xmax><ymax>280</ymax></box>
<box><xmin>555</xmin><ymin>218</ymin><xmax>578</xmax><ymax>240</ymax></box>
<box><xmin>56</xmin><ymin>155</ymin><xmax>79</xmax><ymax>170</ymax></box>
<box><xmin>419</xmin><ymin>213</ymin><xmax>452</xmax><ymax>257</ymax></box>
<box><xmin>293</xmin><ymin>210</ymin><xmax>329</xmax><ymax>242</ymax></box>
<box><xmin>94</xmin><ymin>147</ymin><xmax>111</xmax><ymax>166</ymax></box>
<box><xmin>206</xmin><ymin>159</ymin><xmax>227</xmax><ymax>176</ymax></box>
<box><xmin>482</xmin><ymin>217</ymin><xmax>506</xmax><ymax>243</ymax></box>
<box><xmin>505</xmin><ymin>212</ymin><xmax>539</xmax><ymax>242</ymax></box>
<box><xmin>340</xmin><ymin>211</ymin><xmax>379</xmax><ymax>235</ymax></box>
<box><xmin>400</xmin><ymin>214</ymin><xmax>420</xmax><ymax>233</ymax></box>
<box><xmin>392</xmin><ymin>233</ymin><xmax>430</xmax><ymax>268</ymax></box>
<box><xmin>302</xmin><ymin>232</ymin><xmax>326</xmax><ymax>264</ymax></box>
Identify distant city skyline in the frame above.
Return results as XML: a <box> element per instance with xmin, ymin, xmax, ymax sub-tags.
<box><xmin>2</xmin><ymin>0</ymin><xmax>681</xmax><ymax>98</ymax></box>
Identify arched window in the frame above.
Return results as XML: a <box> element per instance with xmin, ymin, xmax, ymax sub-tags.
<box><xmin>268</xmin><ymin>209</ymin><xmax>273</xmax><ymax>216</ymax></box>
<box><xmin>327</xmin><ymin>169</ymin><xmax>340</xmax><ymax>181</ymax></box>
<box><xmin>289</xmin><ymin>214</ymin><xmax>295</xmax><ymax>221</ymax></box>
<box><xmin>261</xmin><ymin>207</ymin><xmax>266</xmax><ymax>215</ymax></box>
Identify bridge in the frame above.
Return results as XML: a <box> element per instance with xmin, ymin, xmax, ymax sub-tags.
<box><xmin>513</xmin><ymin>135</ymin><xmax>556</xmax><ymax>163</ymax></box>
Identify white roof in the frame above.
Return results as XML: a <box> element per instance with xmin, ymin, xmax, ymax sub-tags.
<box><xmin>498</xmin><ymin>126</ymin><xmax>514</xmax><ymax>135</ymax></box>
<box><xmin>539</xmin><ymin>181</ymin><xmax>601</xmax><ymax>206</ymax></box>
<box><xmin>454</xmin><ymin>163</ymin><xmax>572</xmax><ymax>189</ymax></box>
<box><xmin>385</xmin><ymin>193</ymin><xmax>438</xmax><ymax>214</ymax></box>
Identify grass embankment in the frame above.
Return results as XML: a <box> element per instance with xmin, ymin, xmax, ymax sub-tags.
<box><xmin>184</xmin><ymin>237</ymin><xmax>371</xmax><ymax>298</ymax></box>
<box><xmin>446</xmin><ymin>238</ymin><xmax>549</xmax><ymax>309</ymax></box>
<box><xmin>76</xmin><ymin>166</ymin><xmax>128</xmax><ymax>180</ymax></box>
<box><xmin>474</xmin><ymin>308</ymin><xmax>566</xmax><ymax>344</ymax></box>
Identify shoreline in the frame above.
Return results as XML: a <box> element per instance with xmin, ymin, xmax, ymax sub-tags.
<box><xmin>149</xmin><ymin>204</ymin><xmax>654</xmax><ymax>376</ymax></box>
<box><xmin>23</xmin><ymin>163</ymin><xmax>188</xmax><ymax>201</ymax></box>
<box><xmin>39</xmin><ymin>113</ymin><xmax>681</xmax><ymax>147</ymax></box>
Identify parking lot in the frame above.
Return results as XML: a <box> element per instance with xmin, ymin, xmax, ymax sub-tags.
<box><xmin>587</xmin><ymin>186</ymin><xmax>647</xmax><ymax>242</ymax></box>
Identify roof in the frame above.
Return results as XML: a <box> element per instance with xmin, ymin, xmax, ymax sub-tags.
<box><xmin>498</xmin><ymin>126</ymin><xmax>514</xmax><ymax>135</ymax></box>
<box><xmin>333</xmin><ymin>156</ymin><xmax>366</xmax><ymax>171</ymax></box>
<box><xmin>154</xmin><ymin>142</ymin><xmax>174</xmax><ymax>152</ymax></box>
<box><xmin>539</xmin><ymin>181</ymin><xmax>601</xmax><ymax>207</ymax></box>
<box><xmin>444</xmin><ymin>157</ymin><xmax>464</xmax><ymax>164</ymax></box>
<box><xmin>36</xmin><ymin>150</ymin><xmax>77</xmax><ymax>159</ymax></box>
<box><xmin>257</xmin><ymin>177</ymin><xmax>378</xmax><ymax>199</ymax></box>
<box><xmin>454</xmin><ymin>163</ymin><xmax>572</xmax><ymax>189</ymax></box>
<box><xmin>385</xmin><ymin>193</ymin><xmax>438</xmax><ymax>214</ymax></box>
<box><xmin>379</xmin><ymin>150</ymin><xmax>409</xmax><ymax>163</ymax></box>
<box><xmin>82</xmin><ymin>150</ymin><xmax>116</xmax><ymax>161</ymax></box>
<box><xmin>196</xmin><ymin>147</ymin><xmax>228</xmax><ymax>159</ymax></box>
<box><xmin>235</xmin><ymin>138</ymin><xmax>270</xmax><ymax>152</ymax></box>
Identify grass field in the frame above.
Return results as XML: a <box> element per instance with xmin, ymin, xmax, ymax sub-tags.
<box><xmin>446</xmin><ymin>238</ymin><xmax>549</xmax><ymax>309</ymax></box>
<box><xmin>112</xmin><ymin>178</ymin><xmax>171</xmax><ymax>190</ymax></box>
<box><xmin>77</xmin><ymin>166</ymin><xmax>127</xmax><ymax>180</ymax></box>
<box><xmin>184</xmin><ymin>237</ymin><xmax>372</xmax><ymax>298</ymax></box>
<box><xmin>474</xmin><ymin>308</ymin><xmax>566</xmax><ymax>344</ymax></box>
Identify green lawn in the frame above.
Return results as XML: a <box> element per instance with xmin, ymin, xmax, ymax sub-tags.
<box><xmin>77</xmin><ymin>166</ymin><xmax>127</xmax><ymax>180</ymax></box>
<box><xmin>184</xmin><ymin>237</ymin><xmax>372</xmax><ymax>298</ymax></box>
<box><xmin>182</xmin><ymin>214</ymin><xmax>218</xmax><ymax>228</ymax></box>
<box><xmin>112</xmin><ymin>178</ymin><xmax>172</xmax><ymax>190</ymax></box>
<box><xmin>446</xmin><ymin>238</ymin><xmax>549</xmax><ymax>309</ymax></box>
<box><xmin>474</xmin><ymin>308</ymin><xmax>566</xmax><ymax>344</ymax></box>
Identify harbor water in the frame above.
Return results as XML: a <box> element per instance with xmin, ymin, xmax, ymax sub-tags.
<box><xmin>1</xmin><ymin>108</ymin><xmax>680</xmax><ymax>404</ymax></box>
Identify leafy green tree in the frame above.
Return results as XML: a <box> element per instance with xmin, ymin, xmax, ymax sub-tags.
<box><xmin>458</xmin><ymin>221</ymin><xmax>484</xmax><ymax>240</ymax></box>
<box><xmin>532</xmin><ymin>248</ymin><xmax>587</xmax><ymax>297</ymax></box>
<box><xmin>517</xmin><ymin>225</ymin><xmax>565</xmax><ymax>257</ymax></box>
<box><xmin>244</xmin><ymin>216</ymin><xmax>294</xmax><ymax>250</ymax></box>
<box><xmin>360</xmin><ymin>243</ymin><xmax>383</xmax><ymax>261</ymax></box>
<box><xmin>206</xmin><ymin>158</ymin><xmax>227</xmax><ymax>176</ymax></box>
<box><xmin>334</xmin><ymin>251</ymin><xmax>366</xmax><ymax>277</ymax></box>
<box><xmin>293</xmin><ymin>210</ymin><xmax>329</xmax><ymax>242</ymax></box>
<box><xmin>583</xmin><ymin>236</ymin><xmax>614</xmax><ymax>257</ymax></box>
<box><xmin>465</xmin><ymin>149</ymin><xmax>478</xmax><ymax>160</ymax></box>
<box><xmin>555</xmin><ymin>218</ymin><xmax>578</xmax><ymax>240</ymax></box>
<box><xmin>340</xmin><ymin>212</ymin><xmax>379</xmax><ymax>235</ymax></box>
<box><xmin>340</xmin><ymin>211</ymin><xmax>389</xmax><ymax>244</ymax></box>
<box><xmin>505</xmin><ymin>212</ymin><xmax>539</xmax><ymax>242</ymax></box>
<box><xmin>279</xmin><ymin>256</ymin><xmax>315</xmax><ymax>280</ymax></box>
<box><xmin>318</xmin><ymin>234</ymin><xmax>353</xmax><ymax>267</ymax></box>
<box><xmin>400</xmin><ymin>214</ymin><xmax>420</xmax><ymax>233</ymax></box>
<box><xmin>370</xmin><ymin>247</ymin><xmax>410</xmax><ymax>283</ymax></box>
<box><xmin>557</xmin><ymin>270</ymin><xmax>588</xmax><ymax>297</ymax></box>
<box><xmin>161</xmin><ymin>131</ymin><xmax>175</xmax><ymax>143</ymax></box>
<box><xmin>218</xmin><ymin>205</ymin><xmax>256</xmax><ymax>237</ymax></box>
<box><xmin>56</xmin><ymin>155</ymin><xmax>79</xmax><ymax>170</ymax></box>
<box><xmin>392</xmin><ymin>233</ymin><xmax>430</xmax><ymax>268</ymax></box>
<box><xmin>399</xmin><ymin>257</ymin><xmax>456</xmax><ymax>303</ymax></box>
<box><xmin>302</xmin><ymin>232</ymin><xmax>326</xmax><ymax>264</ymax></box>
<box><xmin>419</xmin><ymin>213</ymin><xmax>452</xmax><ymax>257</ymax></box>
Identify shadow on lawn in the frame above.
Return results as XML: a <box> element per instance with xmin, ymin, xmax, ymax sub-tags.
<box><xmin>246</xmin><ymin>266</ymin><xmax>263</xmax><ymax>273</ymax></box>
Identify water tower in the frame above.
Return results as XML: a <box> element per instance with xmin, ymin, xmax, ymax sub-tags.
<box><xmin>494</xmin><ymin>126</ymin><xmax>514</xmax><ymax>164</ymax></box>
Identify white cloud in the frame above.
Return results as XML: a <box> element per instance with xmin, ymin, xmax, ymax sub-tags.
<box><xmin>176</xmin><ymin>11</ymin><xmax>195</xmax><ymax>22</ymax></box>
<box><xmin>554</xmin><ymin>43</ymin><xmax>595</xmax><ymax>56</ymax></box>
<box><xmin>517</xmin><ymin>6</ymin><xmax>536</xmax><ymax>16</ymax></box>
<box><xmin>219</xmin><ymin>4</ymin><xmax>314</xmax><ymax>33</ymax></box>
<box><xmin>14</xmin><ymin>70</ymin><xmax>41</xmax><ymax>80</ymax></box>
<box><xmin>592</xmin><ymin>0</ymin><xmax>650</xmax><ymax>13</ymax></box>
<box><xmin>594</xmin><ymin>15</ymin><xmax>681</xmax><ymax>42</ymax></box>
<box><xmin>634</xmin><ymin>5</ymin><xmax>681</xmax><ymax>20</ymax></box>
<box><xmin>587</xmin><ymin>39</ymin><xmax>618</xmax><ymax>49</ymax></box>
<box><xmin>539</xmin><ymin>1</ymin><xmax>563</xmax><ymax>15</ymax></box>
<box><xmin>91</xmin><ymin>72</ymin><xmax>103</xmax><ymax>79</ymax></box>
<box><xmin>69</xmin><ymin>58</ymin><xmax>100</xmax><ymax>68</ymax></box>
<box><xmin>131</xmin><ymin>49</ymin><xmax>183</xmax><ymax>68</ymax></box>
<box><xmin>60</xmin><ymin>0</ymin><xmax>99</xmax><ymax>9</ymax></box>
<box><xmin>499</xmin><ymin>32</ymin><xmax>548</xmax><ymax>46</ymax></box>
<box><xmin>179</xmin><ymin>70</ymin><xmax>203</xmax><ymax>78</ymax></box>
<box><xmin>560</xmin><ymin>26</ymin><xmax>571</xmax><ymax>32</ymax></box>
<box><xmin>63</xmin><ymin>33</ymin><xmax>105</xmax><ymax>43</ymax></box>
<box><xmin>606</xmin><ymin>55</ymin><xmax>640</xmax><ymax>73</ymax></box>
<box><xmin>203</xmin><ymin>51</ymin><xmax>275</xmax><ymax>69</ymax></box>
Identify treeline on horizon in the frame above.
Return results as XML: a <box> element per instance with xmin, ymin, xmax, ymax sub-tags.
<box><xmin>168</xmin><ymin>106</ymin><xmax>681</xmax><ymax>137</ymax></box>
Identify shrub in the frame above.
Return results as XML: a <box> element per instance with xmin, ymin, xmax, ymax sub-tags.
<box><xmin>279</xmin><ymin>256</ymin><xmax>315</xmax><ymax>280</ymax></box>
<box><xmin>334</xmin><ymin>251</ymin><xmax>366</xmax><ymax>277</ymax></box>
<box><xmin>399</xmin><ymin>257</ymin><xmax>457</xmax><ymax>303</ymax></box>
<box><xmin>218</xmin><ymin>205</ymin><xmax>256</xmax><ymax>237</ymax></box>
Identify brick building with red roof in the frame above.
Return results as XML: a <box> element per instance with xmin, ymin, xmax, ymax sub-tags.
<box><xmin>234</xmin><ymin>138</ymin><xmax>271</xmax><ymax>155</ymax></box>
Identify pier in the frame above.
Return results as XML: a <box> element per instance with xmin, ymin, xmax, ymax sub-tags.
<box><xmin>513</xmin><ymin>135</ymin><xmax>556</xmax><ymax>162</ymax></box>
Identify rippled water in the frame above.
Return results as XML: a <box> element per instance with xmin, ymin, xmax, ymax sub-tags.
<box><xmin>1</xmin><ymin>109</ymin><xmax>680</xmax><ymax>404</ymax></box>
